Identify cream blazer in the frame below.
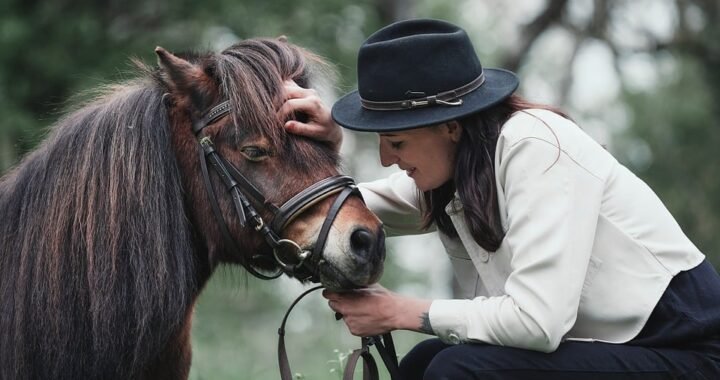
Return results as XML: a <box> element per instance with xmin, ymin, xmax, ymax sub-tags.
<box><xmin>358</xmin><ymin>109</ymin><xmax>705</xmax><ymax>353</ymax></box>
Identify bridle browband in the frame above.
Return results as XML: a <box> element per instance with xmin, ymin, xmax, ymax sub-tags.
<box><xmin>194</xmin><ymin>99</ymin><xmax>361</xmax><ymax>281</ymax></box>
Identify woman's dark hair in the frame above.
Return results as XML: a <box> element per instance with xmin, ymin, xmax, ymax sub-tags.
<box><xmin>422</xmin><ymin>94</ymin><xmax>569</xmax><ymax>251</ymax></box>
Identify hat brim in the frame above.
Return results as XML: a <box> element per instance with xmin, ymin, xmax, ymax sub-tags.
<box><xmin>331</xmin><ymin>68</ymin><xmax>519</xmax><ymax>132</ymax></box>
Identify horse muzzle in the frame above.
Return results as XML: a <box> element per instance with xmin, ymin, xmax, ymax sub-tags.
<box><xmin>310</xmin><ymin>225</ymin><xmax>386</xmax><ymax>291</ymax></box>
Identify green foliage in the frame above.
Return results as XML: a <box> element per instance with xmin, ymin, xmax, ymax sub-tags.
<box><xmin>0</xmin><ymin>0</ymin><xmax>390</xmax><ymax>171</ymax></box>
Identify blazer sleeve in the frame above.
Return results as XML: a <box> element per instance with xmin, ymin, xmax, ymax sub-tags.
<box><xmin>429</xmin><ymin>123</ymin><xmax>605</xmax><ymax>352</ymax></box>
<box><xmin>358</xmin><ymin>171</ymin><xmax>431</xmax><ymax>237</ymax></box>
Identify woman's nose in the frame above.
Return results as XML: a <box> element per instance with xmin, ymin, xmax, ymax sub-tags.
<box><xmin>378</xmin><ymin>141</ymin><xmax>397</xmax><ymax>167</ymax></box>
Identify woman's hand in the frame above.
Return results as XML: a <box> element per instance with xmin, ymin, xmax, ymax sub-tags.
<box><xmin>323</xmin><ymin>284</ymin><xmax>433</xmax><ymax>337</ymax></box>
<box><xmin>279</xmin><ymin>80</ymin><xmax>343</xmax><ymax>153</ymax></box>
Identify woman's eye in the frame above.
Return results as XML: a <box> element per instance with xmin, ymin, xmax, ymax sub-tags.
<box><xmin>390</xmin><ymin>141</ymin><xmax>404</xmax><ymax>149</ymax></box>
<box><xmin>240</xmin><ymin>146</ymin><xmax>269</xmax><ymax>161</ymax></box>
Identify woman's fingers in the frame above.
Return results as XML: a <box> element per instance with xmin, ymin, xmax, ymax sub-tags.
<box><xmin>279</xmin><ymin>80</ymin><xmax>342</xmax><ymax>151</ymax></box>
<box><xmin>322</xmin><ymin>288</ymin><xmax>390</xmax><ymax>336</ymax></box>
<box><xmin>279</xmin><ymin>81</ymin><xmax>324</xmax><ymax>121</ymax></box>
<box><xmin>282</xmin><ymin>79</ymin><xmax>313</xmax><ymax>99</ymax></box>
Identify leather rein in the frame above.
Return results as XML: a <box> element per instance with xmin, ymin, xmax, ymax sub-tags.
<box><xmin>278</xmin><ymin>286</ymin><xmax>402</xmax><ymax>380</ymax></box>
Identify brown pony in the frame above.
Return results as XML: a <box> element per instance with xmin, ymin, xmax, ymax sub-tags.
<box><xmin>0</xmin><ymin>38</ymin><xmax>385</xmax><ymax>379</ymax></box>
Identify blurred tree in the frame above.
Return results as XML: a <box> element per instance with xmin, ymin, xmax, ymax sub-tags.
<box><xmin>617</xmin><ymin>0</ymin><xmax>720</xmax><ymax>263</ymax></box>
<box><xmin>0</xmin><ymin>0</ymin><xmax>210</xmax><ymax>169</ymax></box>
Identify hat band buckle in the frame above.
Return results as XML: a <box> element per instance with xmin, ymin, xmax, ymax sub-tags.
<box><xmin>360</xmin><ymin>72</ymin><xmax>485</xmax><ymax>111</ymax></box>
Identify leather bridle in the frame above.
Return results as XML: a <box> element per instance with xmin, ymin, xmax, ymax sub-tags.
<box><xmin>193</xmin><ymin>100</ymin><xmax>361</xmax><ymax>281</ymax></box>
<box><xmin>191</xmin><ymin>98</ymin><xmax>400</xmax><ymax>379</ymax></box>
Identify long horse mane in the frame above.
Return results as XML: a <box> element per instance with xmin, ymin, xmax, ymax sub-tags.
<box><xmin>216</xmin><ymin>39</ymin><xmax>339</xmax><ymax>174</ymax></box>
<box><xmin>0</xmin><ymin>73</ymin><xmax>197</xmax><ymax>378</ymax></box>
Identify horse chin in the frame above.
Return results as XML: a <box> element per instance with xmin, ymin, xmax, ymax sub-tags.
<box><xmin>316</xmin><ymin>260</ymin><xmax>384</xmax><ymax>292</ymax></box>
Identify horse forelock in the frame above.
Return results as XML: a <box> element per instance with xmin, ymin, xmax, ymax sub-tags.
<box><xmin>0</xmin><ymin>74</ymin><xmax>198</xmax><ymax>378</ymax></box>
<box><xmin>215</xmin><ymin>39</ymin><xmax>340</xmax><ymax>176</ymax></box>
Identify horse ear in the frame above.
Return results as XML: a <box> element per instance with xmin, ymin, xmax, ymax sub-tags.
<box><xmin>155</xmin><ymin>46</ymin><xmax>213</xmax><ymax>108</ymax></box>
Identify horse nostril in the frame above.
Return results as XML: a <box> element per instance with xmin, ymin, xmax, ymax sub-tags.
<box><xmin>350</xmin><ymin>228</ymin><xmax>374</xmax><ymax>256</ymax></box>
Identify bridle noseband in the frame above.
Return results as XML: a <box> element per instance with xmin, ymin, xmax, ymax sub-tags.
<box><xmin>194</xmin><ymin>100</ymin><xmax>361</xmax><ymax>281</ymax></box>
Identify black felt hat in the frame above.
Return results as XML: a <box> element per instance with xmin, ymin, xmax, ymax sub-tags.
<box><xmin>332</xmin><ymin>19</ymin><xmax>519</xmax><ymax>132</ymax></box>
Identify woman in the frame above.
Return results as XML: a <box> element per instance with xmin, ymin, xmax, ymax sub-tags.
<box><xmin>281</xmin><ymin>19</ymin><xmax>720</xmax><ymax>379</ymax></box>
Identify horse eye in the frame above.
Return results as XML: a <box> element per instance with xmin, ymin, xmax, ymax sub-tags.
<box><xmin>240</xmin><ymin>146</ymin><xmax>269</xmax><ymax>162</ymax></box>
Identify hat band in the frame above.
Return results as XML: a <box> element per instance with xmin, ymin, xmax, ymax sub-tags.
<box><xmin>360</xmin><ymin>72</ymin><xmax>485</xmax><ymax>111</ymax></box>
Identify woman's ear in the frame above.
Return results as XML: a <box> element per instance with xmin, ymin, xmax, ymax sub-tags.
<box><xmin>446</xmin><ymin>121</ymin><xmax>463</xmax><ymax>143</ymax></box>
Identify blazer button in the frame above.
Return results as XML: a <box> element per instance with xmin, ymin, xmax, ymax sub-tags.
<box><xmin>447</xmin><ymin>331</ymin><xmax>461</xmax><ymax>345</ymax></box>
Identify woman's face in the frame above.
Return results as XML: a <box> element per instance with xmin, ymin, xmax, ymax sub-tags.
<box><xmin>378</xmin><ymin>122</ymin><xmax>462</xmax><ymax>192</ymax></box>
